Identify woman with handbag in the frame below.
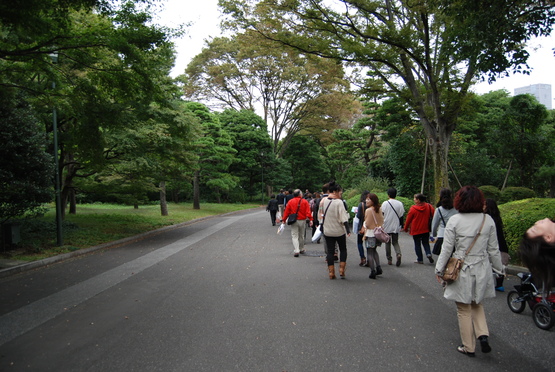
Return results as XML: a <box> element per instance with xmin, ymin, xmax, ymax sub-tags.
<box><xmin>363</xmin><ymin>193</ymin><xmax>384</xmax><ymax>279</ymax></box>
<box><xmin>435</xmin><ymin>186</ymin><xmax>503</xmax><ymax>357</ymax></box>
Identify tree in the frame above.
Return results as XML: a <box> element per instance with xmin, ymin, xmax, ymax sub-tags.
<box><xmin>217</xmin><ymin>109</ymin><xmax>274</xmax><ymax>199</ymax></box>
<box><xmin>0</xmin><ymin>91</ymin><xmax>54</xmax><ymax>223</ymax></box>
<box><xmin>185</xmin><ymin>31</ymin><xmax>354</xmax><ymax>156</ymax></box>
<box><xmin>1</xmin><ymin>2</ymin><xmax>184</xmax><ymax>216</ymax></box>
<box><xmin>221</xmin><ymin>0</ymin><xmax>555</xmax><ymax>198</ymax></box>
<box><xmin>188</xmin><ymin>103</ymin><xmax>237</xmax><ymax>208</ymax></box>
<box><xmin>282</xmin><ymin>136</ymin><xmax>330</xmax><ymax>192</ymax></box>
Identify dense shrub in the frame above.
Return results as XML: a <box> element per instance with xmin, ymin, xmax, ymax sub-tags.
<box><xmin>500</xmin><ymin>187</ymin><xmax>536</xmax><ymax>203</ymax></box>
<box><xmin>499</xmin><ymin>198</ymin><xmax>555</xmax><ymax>265</ymax></box>
<box><xmin>344</xmin><ymin>190</ymin><xmax>411</xmax><ymax>221</ymax></box>
<box><xmin>479</xmin><ymin>185</ymin><xmax>502</xmax><ymax>201</ymax></box>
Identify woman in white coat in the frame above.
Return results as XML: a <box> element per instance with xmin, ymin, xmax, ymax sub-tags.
<box><xmin>435</xmin><ymin>186</ymin><xmax>503</xmax><ymax>357</ymax></box>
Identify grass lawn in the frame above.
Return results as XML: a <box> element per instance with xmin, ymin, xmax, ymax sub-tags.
<box><xmin>1</xmin><ymin>202</ymin><xmax>261</xmax><ymax>262</ymax></box>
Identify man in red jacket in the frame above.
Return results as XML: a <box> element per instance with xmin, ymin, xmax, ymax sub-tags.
<box><xmin>403</xmin><ymin>193</ymin><xmax>435</xmax><ymax>264</ymax></box>
<box><xmin>282</xmin><ymin>189</ymin><xmax>314</xmax><ymax>257</ymax></box>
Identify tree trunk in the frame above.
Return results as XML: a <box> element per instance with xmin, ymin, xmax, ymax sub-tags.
<box><xmin>421</xmin><ymin>118</ymin><xmax>452</xmax><ymax>204</ymax></box>
<box><xmin>159</xmin><ymin>181</ymin><xmax>168</xmax><ymax>216</ymax></box>
<box><xmin>193</xmin><ymin>170</ymin><xmax>200</xmax><ymax>210</ymax></box>
<box><xmin>68</xmin><ymin>188</ymin><xmax>76</xmax><ymax>215</ymax></box>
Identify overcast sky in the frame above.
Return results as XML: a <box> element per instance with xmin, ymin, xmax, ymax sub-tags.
<box><xmin>158</xmin><ymin>0</ymin><xmax>555</xmax><ymax>98</ymax></box>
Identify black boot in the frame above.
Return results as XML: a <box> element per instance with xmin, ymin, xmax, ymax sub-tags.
<box><xmin>376</xmin><ymin>265</ymin><xmax>383</xmax><ymax>275</ymax></box>
<box><xmin>369</xmin><ymin>270</ymin><xmax>377</xmax><ymax>279</ymax></box>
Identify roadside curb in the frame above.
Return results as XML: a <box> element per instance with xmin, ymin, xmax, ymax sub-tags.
<box><xmin>0</xmin><ymin>208</ymin><xmax>260</xmax><ymax>279</ymax></box>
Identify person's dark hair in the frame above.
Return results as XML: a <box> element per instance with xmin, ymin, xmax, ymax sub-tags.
<box><xmin>484</xmin><ymin>198</ymin><xmax>503</xmax><ymax>228</ymax></box>
<box><xmin>360</xmin><ymin>190</ymin><xmax>370</xmax><ymax>203</ymax></box>
<box><xmin>328</xmin><ymin>181</ymin><xmax>342</xmax><ymax>193</ymax></box>
<box><xmin>520</xmin><ymin>235</ymin><xmax>555</xmax><ymax>289</ymax></box>
<box><xmin>322</xmin><ymin>183</ymin><xmax>330</xmax><ymax>193</ymax></box>
<box><xmin>288</xmin><ymin>189</ymin><xmax>293</xmax><ymax>194</ymax></box>
<box><xmin>270</xmin><ymin>194</ymin><xmax>275</xmax><ymax>199</ymax></box>
<box><xmin>414</xmin><ymin>193</ymin><xmax>427</xmax><ymax>203</ymax></box>
<box><xmin>387</xmin><ymin>188</ymin><xmax>397</xmax><ymax>198</ymax></box>
<box><xmin>454</xmin><ymin>185</ymin><xmax>484</xmax><ymax>213</ymax></box>
<box><xmin>438</xmin><ymin>188</ymin><xmax>454</xmax><ymax>209</ymax></box>
<box><xmin>367</xmin><ymin>193</ymin><xmax>381</xmax><ymax>214</ymax></box>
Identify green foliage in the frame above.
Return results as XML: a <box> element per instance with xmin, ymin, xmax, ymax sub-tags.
<box><xmin>217</xmin><ymin>109</ymin><xmax>274</xmax><ymax>199</ymax></box>
<box><xmin>499</xmin><ymin>198</ymin><xmax>555</xmax><ymax>264</ymax></box>
<box><xmin>0</xmin><ymin>91</ymin><xmax>54</xmax><ymax>223</ymax></box>
<box><xmin>479</xmin><ymin>185</ymin><xmax>502</xmax><ymax>201</ymax></box>
<box><xmin>344</xmin><ymin>191</ymin><xmax>412</xmax><ymax>222</ymax></box>
<box><xmin>350</xmin><ymin>177</ymin><xmax>391</xmax><ymax>197</ymax></box>
<box><xmin>500</xmin><ymin>187</ymin><xmax>536</xmax><ymax>204</ymax></box>
<box><xmin>282</xmin><ymin>136</ymin><xmax>330</xmax><ymax>191</ymax></box>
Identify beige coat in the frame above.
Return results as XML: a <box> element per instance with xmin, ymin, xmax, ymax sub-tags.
<box><xmin>435</xmin><ymin>213</ymin><xmax>504</xmax><ymax>304</ymax></box>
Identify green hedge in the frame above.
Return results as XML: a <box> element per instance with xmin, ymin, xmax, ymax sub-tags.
<box><xmin>345</xmin><ymin>191</ymin><xmax>412</xmax><ymax>220</ymax></box>
<box><xmin>499</xmin><ymin>198</ymin><xmax>555</xmax><ymax>264</ymax></box>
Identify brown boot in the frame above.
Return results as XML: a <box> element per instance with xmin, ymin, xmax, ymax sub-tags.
<box><xmin>328</xmin><ymin>265</ymin><xmax>336</xmax><ymax>279</ymax></box>
<box><xmin>339</xmin><ymin>262</ymin><xmax>346</xmax><ymax>278</ymax></box>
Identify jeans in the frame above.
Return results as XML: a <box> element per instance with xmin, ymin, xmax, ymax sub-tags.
<box><xmin>412</xmin><ymin>233</ymin><xmax>432</xmax><ymax>262</ymax></box>
<box><xmin>357</xmin><ymin>233</ymin><xmax>365</xmax><ymax>259</ymax></box>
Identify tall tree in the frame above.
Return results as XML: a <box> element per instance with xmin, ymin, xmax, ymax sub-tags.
<box><xmin>185</xmin><ymin>31</ymin><xmax>353</xmax><ymax>156</ymax></box>
<box><xmin>0</xmin><ymin>91</ymin><xmax>54</xmax><ymax>223</ymax></box>
<box><xmin>187</xmin><ymin>102</ymin><xmax>237</xmax><ymax>208</ymax></box>
<box><xmin>221</xmin><ymin>0</ymin><xmax>555</xmax><ymax>197</ymax></box>
<box><xmin>217</xmin><ymin>109</ymin><xmax>274</xmax><ymax>198</ymax></box>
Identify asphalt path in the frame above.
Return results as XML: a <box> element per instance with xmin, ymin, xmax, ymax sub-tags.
<box><xmin>0</xmin><ymin>208</ymin><xmax>553</xmax><ymax>371</ymax></box>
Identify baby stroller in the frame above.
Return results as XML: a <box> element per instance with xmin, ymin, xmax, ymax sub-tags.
<box><xmin>507</xmin><ymin>272</ymin><xmax>555</xmax><ymax>330</ymax></box>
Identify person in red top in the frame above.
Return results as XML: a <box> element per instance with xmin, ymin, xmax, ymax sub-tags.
<box><xmin>403</xmin><ymin>193</ymin><xmax>435</xmax><ymax>264</ymax></box>
<box><xmin>282</xmin><ymin>189</ymin><xmax>313</xmax><ymax>257</ymax></box>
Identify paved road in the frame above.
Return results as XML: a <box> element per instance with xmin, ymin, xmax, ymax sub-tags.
<box><xmin>0</xmin><ymin>208</ymin><xmax>553</xmax><ymax>371</ymax></box>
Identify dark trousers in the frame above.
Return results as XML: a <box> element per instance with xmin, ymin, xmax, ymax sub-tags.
<box><xmin>412</xmin><ymin>233</ymin><xmax>432</xmax><ymax>262</ymax></box>
<box><xmin>269</xmin><ymin>210</ymin><xmax>277</xmax><ymax>225</ymax></box>
<box><xmin>325</xmin><ymin>234</ymin><xmax>347</xmax><ymax>265</ymax></box>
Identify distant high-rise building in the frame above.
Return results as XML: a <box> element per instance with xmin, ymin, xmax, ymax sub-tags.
<box><xmin>514</xmin><ymin>84</ymin><xmax>552</xmax><ymax>110</ymax></box>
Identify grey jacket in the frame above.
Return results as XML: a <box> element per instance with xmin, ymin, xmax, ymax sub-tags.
<box><xmin>435</xmin><ymin>213</ymin><xmax>504</xmax><ymax>304</ymax></box>
<box><xmin>431</xmin><ymin>206</ymin><xmax>458</xmax><ymax>238</ymax></box>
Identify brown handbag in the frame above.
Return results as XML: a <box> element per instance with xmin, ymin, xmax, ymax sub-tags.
<box><xmin>441</xmin><ymin>214</ymin><xmax>486</xmax><ymax>283</ymax></box>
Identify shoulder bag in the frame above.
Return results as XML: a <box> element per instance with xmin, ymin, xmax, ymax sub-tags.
<box><xmin>371</xmin><ymin>209</ymin><xmax>390</xmax><ymax>243</ymax></box>
<box><xmin>387</xmin><ymin>200</ymin><xmax>404</xmax><ymax>228</ymax></box>
<box><xmin>320</xmin><ymin>199</ymin><xmax>334</xmax><ymax>235</ymax></box>
<box><xmin>287</xmin><ymin>199</ymin><xmax>302</xmax><ymax>225</ymax></box>
<box><xmin>441</xmin><ymin>214</ymin><xmax>486</xmax><ymax>283</ymax></box>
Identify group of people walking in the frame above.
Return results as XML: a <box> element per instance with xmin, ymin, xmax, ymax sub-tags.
<box><xmin>268</xmin><ymin>183</ymin><xmax>520</xmax><ymax>358</ymax></box>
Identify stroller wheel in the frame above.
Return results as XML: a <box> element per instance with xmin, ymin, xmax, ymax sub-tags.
<box><xmin>532</xmin><ymin>302</ymin><xmax>555</xmax><ymax>330</ymax></box>
<box><xmin>507</xmin><ymin>290</ymin><xmax>526</xmax><ymax>313</ymax></box>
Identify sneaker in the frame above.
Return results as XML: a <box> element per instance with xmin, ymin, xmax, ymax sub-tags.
<box><xmin>300</xmin><ymin>250</ymin><xmax>306</xmax><ymax>254</ymax></box>
<box><xmin>427</xmin><ymin>255</ymin><xmax>434</xmax><ymax>264</ymax></box>
<box><xmin>396</xmin><ymin>254</ymin><xmax>402</xmax><ymax>267</ymax></box>
<box><xmin>387</xmin><ymin>259</ymin><xmax>393</xmax><ymax>265</ymax></box>
<box><xmin>414</xmin><ymin>261</ymin><xmax>423</xmax><ymax>264</ymax></box>
<box><xmin>456</xmin><ymin>345</ymin><xmax>475</xmax><ymax>357</ymax></box>
<box><xmin>495</xmin><ymin>286</ymin><xmax>504</xmax><ymax>292</ymax></box>
<box><xmin>294</xmin><ymin>253</ymin><xmax>299</xmax><ymax>257</ymax></box>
